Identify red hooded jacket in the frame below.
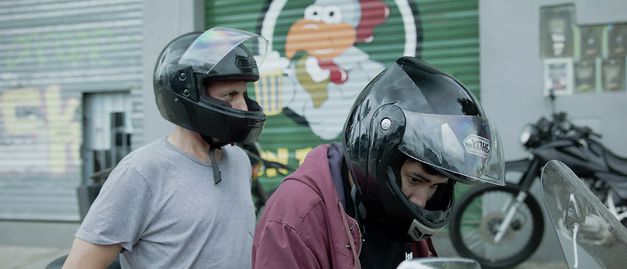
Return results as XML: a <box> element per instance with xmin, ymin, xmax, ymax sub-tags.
<box><xmin>252</xmin><ymin>144</ymin><xmax>435</xmax><ymax>269</ymax></box>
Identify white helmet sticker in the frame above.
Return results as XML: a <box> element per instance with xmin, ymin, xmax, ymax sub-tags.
<box><xmin>464</xmin><ymin>134</ymin><xmax>490</xmax><ymax>158</ymax></box>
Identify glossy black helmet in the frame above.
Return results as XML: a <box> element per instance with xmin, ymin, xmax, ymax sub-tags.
<box><xmin>153</xmin><ymin>27</ymin><xmax>269</xmax><ymax>147</ymax></box>
<box><xmin>343</xmin><ymin>56</ymin><xmax>505</xmax><ymax>241</ymax></box>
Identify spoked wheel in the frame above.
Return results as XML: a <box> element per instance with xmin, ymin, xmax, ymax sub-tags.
<box><xmin>604</xmin><ymin>189</ymin><xmax>627</xmax><ymax>228</ymax></box>
<box><xmin>449</xmin><ymin>183</ymin><xmax>544</xmax><ymax>269</ymax></box>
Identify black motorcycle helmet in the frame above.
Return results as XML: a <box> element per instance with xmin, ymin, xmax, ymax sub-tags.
<box><xmin>343</xmin><ymin>56</ymin><xmax>505</xmax><ymax>241</ymax></box>
<box><xmin>153</xmin><ymin>27</ymin><xmax>269</xmax><ymax>148</ymax></box>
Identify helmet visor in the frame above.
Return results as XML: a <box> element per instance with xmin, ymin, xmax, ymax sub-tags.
<box><xmin>179</xmin><ymin>27</ymin><xmax>269</xmax><ymax>74</ymax></box>
<box><xmin>399</xmin><ymin>112</ymin><xmax>505</xmax><ymax>186</ymax></box>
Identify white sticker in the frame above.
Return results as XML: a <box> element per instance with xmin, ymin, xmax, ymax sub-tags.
<box><xmin>464</xmin><ymin>134</ymin><xmax>490</xmax><ymax>158</ymax></box>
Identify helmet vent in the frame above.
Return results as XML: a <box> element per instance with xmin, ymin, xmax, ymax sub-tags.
<box><xmin>236</xmin><ymin>56</ymin><xmax>256</xmax><ymax>69</ymax></box>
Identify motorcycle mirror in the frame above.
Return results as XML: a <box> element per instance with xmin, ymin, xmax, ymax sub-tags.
<box><xmin>396</xmin><ymin>257</ymin><xmax>482</xmax><ymax>269</ymax></box>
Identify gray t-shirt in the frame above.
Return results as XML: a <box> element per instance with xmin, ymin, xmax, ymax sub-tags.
<box><xmin>76</xmin><ymin>138</ymin><xmax>255</xmax><ymax>268</ymax></box>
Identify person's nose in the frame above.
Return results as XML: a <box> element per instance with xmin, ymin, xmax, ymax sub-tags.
<box><xmin>407</xmin><ymin>187</ymin><xmax>430</xmax><ymax>208</ymax></box>
<box><xmin>232</xmin><ymin>95</ymin><xmax>248</xmax><ymax>111</ymax></box>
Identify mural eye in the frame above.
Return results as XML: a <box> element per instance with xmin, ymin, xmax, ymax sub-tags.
<box><xmin>304</xmin><ymin>5</ymin><xmax>323</xmax><ymax>21</ymax></box>
<box><xmin>322</xmin><ymin>6</ymin><xmax>342</xmax><ymax>24</ymax></box>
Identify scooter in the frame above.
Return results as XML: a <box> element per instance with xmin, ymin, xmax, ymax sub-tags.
<box><xmin>447</xmin><ymin>93</ymin><xmax>627</xmax><ymax>269</ymax></box>
<box><xmin>399</xmin><ymin>160</ymin><xmax>627</xmax><ymax>269</ymax></box>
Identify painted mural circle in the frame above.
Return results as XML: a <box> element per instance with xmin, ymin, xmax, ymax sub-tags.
<box><xmin>251</xmin><ymin>0</ymin><xmax>422</xmax><ymax>179</ymax></box>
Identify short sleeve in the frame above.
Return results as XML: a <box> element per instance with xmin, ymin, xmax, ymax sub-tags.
<box><xmin>75</xmin><ymin>164</ymin><xmax>154</xmax><ymax>251</ymax></box>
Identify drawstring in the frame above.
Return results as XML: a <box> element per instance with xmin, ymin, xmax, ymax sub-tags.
<box><xmin>338</xmin><ymin>201</ymin><xmax>361</xmax><ymax>269</ymax></box>
<box><xmin>209</xmin><ymin>148</ymin><xmax>222</xmax><ymax>184</ymax></box>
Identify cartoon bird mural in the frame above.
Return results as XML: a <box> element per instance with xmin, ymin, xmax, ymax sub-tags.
<box><xmin>259</xmin><ymin>0</ymin><xmax>389</xmax><ymax>140</ymax></box>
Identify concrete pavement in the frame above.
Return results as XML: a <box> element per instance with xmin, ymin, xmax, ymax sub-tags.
<box><xmin>1</xmin><ymin>234</ymin><xmax>569</xmax><ymax>269</ymax></box>
<box><xmin>0</xmin><ymin>245</ymin><xmax>67</xmax><ymax>269</ymax></box>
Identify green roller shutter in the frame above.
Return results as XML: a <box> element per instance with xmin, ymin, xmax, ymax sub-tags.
<box><xmin>205</xmin><ymin>0</ymin><xmax>479</xmax><ymax>191</ymax></box>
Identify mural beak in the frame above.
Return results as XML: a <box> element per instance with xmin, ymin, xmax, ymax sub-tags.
<box><xmin>285</xmin><ymin>19</ymin><xmax>356</xmax><ymax>60</ymax></box>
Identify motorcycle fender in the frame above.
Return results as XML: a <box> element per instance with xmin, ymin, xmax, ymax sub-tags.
<box><xmin>506</xmin><ymin>158</ymin><xmax>532</xmax><ymax>172</ymax></box>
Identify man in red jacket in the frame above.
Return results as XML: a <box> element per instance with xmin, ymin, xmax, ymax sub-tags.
<box><xmin>252</xmin><ymin>56</ymin><xmax>505</xmax><ymax>269</ymax></box>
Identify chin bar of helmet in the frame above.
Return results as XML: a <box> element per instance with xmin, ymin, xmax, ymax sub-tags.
<box><xmin>408</xmin><ymin>217</ymin><xmax>444</xmax><ymax>241</ymax></box>
<box><xmin>386</xmin><ymin>166</ymin><xmax>446</xmax><ymax>241</ymax></box>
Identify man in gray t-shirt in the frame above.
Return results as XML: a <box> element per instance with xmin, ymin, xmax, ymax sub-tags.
<box><xmin>78</xmin><ymin>139</ymin><xmax>254</xmax><ymax>268</ymax></box>
<box><xmin>63</xmin><ymin>27</ymin><xmax>269</xmax><ymax>268</ymax></box>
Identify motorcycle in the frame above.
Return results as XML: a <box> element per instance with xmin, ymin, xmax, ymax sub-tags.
<box><xmin>400</xmin><ymin>160</ymin><xmax>627</xmax><ymax>269</ymax></box>
<box><xmin>448</xmin><ymin>93</ymin><xmax>627</xmax><ymax>268</ymax></box>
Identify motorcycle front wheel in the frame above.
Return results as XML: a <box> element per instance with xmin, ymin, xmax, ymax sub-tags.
<box><xmin>449</xmin><ymin>183</ymin><xmax>544</xmax><ymax>269</ymax></box>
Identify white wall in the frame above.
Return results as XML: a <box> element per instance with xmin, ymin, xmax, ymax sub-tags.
<box><xmin>480</xmin><ymin>0</ymin><xmax>627</xmax><ymax>264</ymax></box>
<box><xmin>481</xmin><ymin>0</ymin><xmax>627</xmax><ymax>160</ymax></box>
<box><xmin>141</xmin><ymin>0</ymin><xmax>205</xmax><ymax>145</ymax></box>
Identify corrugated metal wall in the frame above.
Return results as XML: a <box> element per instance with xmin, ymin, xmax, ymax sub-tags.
<box><xmin>0</xmin><ymin>0</ymin><xmax>143</xmax><ymax>221</ymax></box>
<box><xmin>205</xmin><ymin>0</ymin><xmax>479</xmax><ymax>190</ymax></box>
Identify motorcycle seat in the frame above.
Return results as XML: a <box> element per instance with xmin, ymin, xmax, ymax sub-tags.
<box><xmin>606</xmin><ymin>150</ymin><xmax>627</xmax><ymax>176</ymax></box>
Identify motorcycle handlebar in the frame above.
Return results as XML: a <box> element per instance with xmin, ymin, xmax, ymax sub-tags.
<box><xmin>571</xmin><ymin>125</ymin><xmax>602</xmax><ymax>139</ymax></box>
<box><xmin>546</xmin><ymin>112</ymin><xmax>602</xmax><ymax>140</ymax></box>
<box><xmin>262</xmin><ymin>160</ymin><xmax>293</xmax><ymax>172</ymax></box>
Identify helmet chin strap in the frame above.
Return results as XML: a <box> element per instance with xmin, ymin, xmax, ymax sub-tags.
<box><xmin>345</xmin><ymin>162</ymin><xmax>368</xmax><ymax>233</ymax></box>
<box><xmin>408</xmin><ymin>218</ymin><xmax>443</xmax><ymax>241</ymax></box>
<box><xmin>208</xmin><ymin>148</ymin><xmax>222</xmax><ymax>184</ymax></box>
<box><xmin>202</xmin><ymin>135</ymin><xmax>226</xmax><ymax>184</ymax></box>
<box><xmin>350</xmin><ymin>183</ymin><xmax>368</xmax><ymax>239</ymax></box>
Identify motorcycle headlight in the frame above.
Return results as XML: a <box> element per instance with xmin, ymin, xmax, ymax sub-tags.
<box><xmin>520</xmin><ymin>124</ymin><xmax>539</xmax><ymax>148</ymax></box>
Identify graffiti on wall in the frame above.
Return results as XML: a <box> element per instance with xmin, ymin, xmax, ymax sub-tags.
<box><xmin>0</xmin><ymin>85</ymin><xmax>81</xmax><ymax>174</ymax></box>
<box><xmin>3</xmin><ymin>29</ymin><xmax>114</xmax><ymax>71</ymax></box>
<box><xmin>253</xmin><ymin>0</ymin><xmax>422</xmax><ymax>174</ymax></box>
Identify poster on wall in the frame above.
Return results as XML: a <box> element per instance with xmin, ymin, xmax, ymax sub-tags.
<box><xmin>607</xmin><ymin>23</ymin><xmax>627</xmax><ymax>58</ymax></box>
<box><xmin>601</xmin><ymin>57</ymin><xmax>626</xmax><ymax>92</ymax></box>
<box><xmin>539</xmin><ymin>4</ymin><xmax>627</xmax><ymax>95</ymax></box>
<box><xmin>544</xmin><ymin>58</ymin><xmax>573</xmax><ymax>96</ymax></box>
<box><xmin>578</xmin><ymin>25</ymin><xmax>604</xmax><ymax>60</ymax></box>
<box><xmin>540</xmin><ymin>5</ymin><xmax>575</xmax><ymax>58</ymax></box>
<box><xmin>574</xmin><ymin>59</ymin><xmax>597</xmax><ymax>93</ymax></box>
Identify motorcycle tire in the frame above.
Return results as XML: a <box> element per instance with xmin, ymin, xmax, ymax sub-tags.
<box><xmin>449</xmin><ymin>183</ymin><xmax>544</xmax><ymax>269</ymax></box>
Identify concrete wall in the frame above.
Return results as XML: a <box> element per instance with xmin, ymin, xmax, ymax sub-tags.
<box><xmin>141</xmin><ymin>0</ymin><xmax>205</xmax><ymax>145</ymax></box>
<box><xmin>480</xmin><ymin>0</ymin><xmax>627</xmax><ymax>265</ymax></box>
<box><xmin>480</xmin><ymin>0</ymin><xmax>627</xmax><ymax>160</ymax></box>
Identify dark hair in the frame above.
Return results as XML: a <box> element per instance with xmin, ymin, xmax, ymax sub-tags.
<box><xmin>418</xmin><ymin>159</ymin><xmax>442</xmax><ymax>176</ymax></box>
<box><xmin>392</xmin><ymin>151</ymin><xmax>445</xmax><ymax>177</ymax></box>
